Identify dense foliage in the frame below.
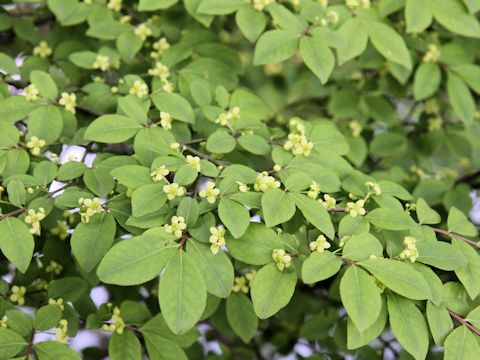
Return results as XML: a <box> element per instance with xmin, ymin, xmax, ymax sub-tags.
<box><xmin>1</xmin><ymin>0</ymin><xmax>480</xmax><ymax>359</ymax></box>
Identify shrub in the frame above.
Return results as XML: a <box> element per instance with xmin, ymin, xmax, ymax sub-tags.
<box><xmin>0</xmin><ymin>0</ymin><xmax>479</xmax><ymax>359</ymax></box>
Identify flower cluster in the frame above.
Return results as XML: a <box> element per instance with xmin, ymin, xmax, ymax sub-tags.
<box><xmin>55</xmin><ymin>319</ymin><xmax>69</xmax><ymax>344</ymax></box>
<box><xmin>216</xmin><ymin>107</ymin><xmax>240</xmax><ymax>126</ymax></box>
<box><xmin>26</xmin><ymin>136</ymin><xmax>46</xmax><ymax>155</ymax></box>
<box><xmin>129</xmin><ymin>80</ymin><xmax>148</xmax><ymax>98</ymax></box>
<box><xmin>283</xmin><ymin>119</ymin><xmax>314</xmax><ymax>156</ymax></box>
<box><xmin>59</xmin><ymin>92</ymin><xmax>77</xmax><ymax>114</ymax></box>
<box><xmin>50</xmin><ymin>221</ymin><xmax>70</xmax><ymax>240</ymax></box>
<box><xmin>339</xmin><ymin>235</ymin><xmax>351</xmax><ymax>248</ymax></box>
<box><xmin>102</xmin><ymin>306</ymin><xmax>125</xmax><ymax>334</ymax></box>
<box><xmin>186</xmin><ymin>155</ymin><xmax>201</xmax><ymax>171</ymax></box>
<box><xmin>423</xmin><ymin>44</ymin><xmax>441</xmax><ymax>63</ymax></box>
<box><xmin>399</xmin><ymin>236</ymin><xmax>419</xmax><ymax>263</ymax></box>
<box><xmin>148</xmin><ymin>62</ymin><xmax>172</xmax><ymax>92</ymax></box>
<box><xmin>247</xmin><ymin>0</ymin><xmax>275</xmax><ymax>11</ymax></box>
<box><xmin>151</xmin><ymin>37</ymin><xmax>170</xmax><ymax>59</ymax></box>
<box><xmin>346</xmin><ymin>0</ymin><xmax>371</xmax><ymax>9</ymax></box>
<box><xmin>346</xmin><ymin>199</ymin><xmax>366</xmax><ymax>217</ymax></box>
<box><xmin>24</xmin><ymin>208</ymin><xmax>46</xmax><ymax>235</ymax></box>
<box><xmin>49</xmin><ymin>298</ymin><xmax>65</xmax><ymax>310</ymax></box>
<box><xmin>134</xmin><ymin>23</ymin><xmax>152</xmax><ymax>40</ymax></box>
<box><xmin>236</xmin><ymin>181</ymin><xmax>250</xmax><ymax>193</ymax></box>
<box><xmin>232</xmin><ymin>270</ymin><xmax>256</xmax><ymax>293</ymax></box>
<box><xmin>272</xmin><ymin>249</ymin><xmax>292</xmax><ymax>271</ymax></box>
<box><xmin>349</xmin><ymin>120</ymin><xmax>363</xmax><ymax>137</ymax></box>
<box><xmin>310</xmin><ymin>235</ymin><xmax>331</xmax><ymax>253</ymax></box>
<box><xmin>46</xmin><ymin>260</ymin><xmax>63</xmax><ymax>275</ymax></box>
<box><xmin>150</xmin><ymin>165</ymin><xmax>169</xmax><ymax>182</ymax></box>
<box><xmin>164</xmin><ymin>216</ymin><xmax>187</xmax><ymax>238</ymax></box>
<box><xmin>209</xmin><ymin>225</ymin><xmax>226</xmax><ymax>254</ymax></box>
<box><xmin>9</xmin><ymin>286</ymin><xmax>26</xmax><ymax>305</ymax></box>
<box><xmin>93</xmin><ymin>55</ymin><xmax>110</xmax><ymax>71</ymax></box>
<box><xmin>199</xmin><ymin>181</ymin><xmax>220</xmax><ymax>204</ymax></box>
<box><xmin>320</xmin><ymin>194</ymin><xmax>336</xmax><ymax>209</ymax></box>
<box><xmin>307</xmin><ymin>181</ymin><xmax>321</xmax><ymax>199</ymax></box>
<box><xmin>33</xmin><ymin>41</ymin><xmax>52</xmax><ymax>58</ymax></box>
<box><xmin>163</xmin><ymin>183</ymin><xmax>186</xmax><ymax>200</ymax></box>
<box><xmin>0</xmin><ymin>316</ymin><xmax>7</xmax><ymax>328</ymax></box>
<box><xmin>160</xmin><ymin>111</ymin><xmax>172</xmax><ymax>129</ymax></box>
<box><xmin>107</xmin><ymin>0</ymin><xmax>122</xmax><ymax>11</ymax></box>
<box><xmin>24</xmin><ymin>84</ymin><xmax>39</xmax><ymax>101</ymax></box>
<box><xmin>78</xmin><ymin>197</ymin><xmax>103</xmax><ymax>223</ymax></box>
<box><xmin>365</xmin><ymin>181</ymin><xmax>382</xmax><ymax>196</ymax></box>
<box><xmin>317</xmin><ymin>10</ymin><xmax>339</xmax><ymax>26</ymax></box>
<box><xmin>254</xmin><ymin>171</ymin><xmax>280</xmax><ymax>192</ymax></box>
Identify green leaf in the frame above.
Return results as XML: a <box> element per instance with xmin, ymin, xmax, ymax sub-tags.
<box><xmin>7</xmin><ymin>179</ymin><xmax>25</xmax><ymax>207</ymax></box>
<box><xmin>131</xmin><ymin>184</ymin><xmax>167</xmax><ymax>217</ymax></box>
<box><xmin>57</xmin><ymin>161</ymin><xmax>86</xmax><ymax>181</ymax></box>
<box><xmin>451</xmin><ymin>63</ymin><xmax>480</xmax><ymax>94</ymax></box>
<box><xmin>236</xmin><ymin>6</ymin><xmax>266</xmax><ymax>43</ymax></box>
<box><xmin>71</xmin><ymin>212</ymin><xmax>116</xmax><ymax>272</ymax></box>
<box><xmin>197</xmin><ymin>0</ymin><xmax>244</xmax><ymax>15</ymax></box>
<box><xmin>302</xmin><ymin>251</ymin><xmax>342</xmax><ymax>284</ymax></box>
<box><xmin>431</xmin><ymin>0</ymin><xmax>480</xmax><ymax>38</ymax></box>
<box><xmin>138</xmin><ymin>0</ymin><xmax>178</xmax><ymax>11</ymax></box>
<box><xmin>413</xmin><ymin>62</ymin><xmax>441</xmax><ymax>100</ymax></box>
<box><xmin>97</xmin><ymin>228</ymin><xmax>177</xmax><ymax>285</ymax></box>
<box><xmin>47</xmin><ymin>0</ymin><xmax>88</xmax><ymax>26</ymax></box>
<box><xmin>405</xmin><ymin>0</ymin><xmax>432</xmax><ymax>33</ymax></box>
<box><xmin>342</xmin><ymin>233</ymin><xmax>383</xmax><ymax>261</ymax></box>
<box><xmin>290</xmin><ymin>193</ymin><xmax>334</xmax><ymax>239</ymax></box>
<box><xmin>335</xmin><ymin>18</ymin><xmax>369</xmax><ymax>64</ymax></box>
<box><xmin>111</xmin><ymin>165</ymin><xmax>152</xmax><ymax>188</ymax></box>
<box><xmin>444</xmin><ymin>325</ymin><xmax>480</xmax><ymax>360</ymax></box>
<box><xmin>30</xmin><ymin>70</ymin><xmax>58</xmax><ymax>101</ymax></box>
<box><xmin>340</xmin><ymin>266</ymin><xmax>382</xmax><ymax>332</ymax></box>
<box><xmin>261</xmin><ymin>189</ymin><xmax>296</xmax><ymax>227</ymax></box>
<box><xmin>227</xmin><ymin>223</ymin><xmax>283</xmax><ymax>265</ymax></box>
<box><xmin>152</xmin><ymin>92</ymin><xmax>195</xmax><ymax>124</ymax></box>
<box><xmin>109</xmin><ymin>331</ymin><xmax>142</xmax><ymax>360</ymax></box>
<box><xmin>218</xmin><ymin>198</ymin><xmax>250</xmax><ymax>239</ymax></box>
<box><xmin>33</xmin><ymin>304</ymin><xmax>62</xmax><ymax>331</ymax></box>
<box><xmin>117</xmin><ymin>30</ymin><xmax>143</xmax><ymax>63</ymax></box>
<box><xmin>416</xmin><ymin>197</ymin><xmax>441</xmax><ymax>224</ymax></box>
<box><xmin>359</xmin><ymin>258</ymin><xmax>430</xmax><ymax>300</ymax></box>
<box><xmin>0</xmin><ymin>123</ymin><xmax>20</xmax><ymax>147</ymax></box>
<box><xmin>0</xmin><ymin>328</ymin><xmax>27</xmax><ymax>359</ymax></box>
<box><xmin>0</xmin><ymin>217</ymin><xmax>34</xmax><ymax>273</ymax></box>
<box><xmin>84</xmin><ymin>115</ymin><xmax>142</xmax><ymax>143</ymax></box>
<box><xmin>226</xmin><ymin>293</ymin><xmax>259</xmax><ymax>343</ymax></box>
<box><xmin>347</xmin><ymin>298</ymin><xmax>388</xmax><ymax>349</ymax></box>
<box><xmin>365</xmin><ymin>208</ymin><xmax>415</xmax><ymax>230</ymax></box>
<box><xmin>159</xmin><ymin>250</ymin><xmax>207</xmax><ymax>334</ymax></box>
<box><xmin>35</xmin><ymin>341</ymin><xmax>82</xmax><ymax>360</ymax></box>
<box><xmin>416</xmin><ymin>241</ymin><xmax>467</xmax><ymax>270</ymax></box>
<box><xmin>253</xmin><ymin>30</ymin><xmax>300</xmax><ymax>65</ymax></box>
<box><xmin>300</xmin><ymin>35</ymin><xmax>334</xmax><ymax>84</ymax></box>
<box><xmin>69</xmin><ymin>51</ymin><xmax>97</xmax><ymax>69</ymax></box>
<box><xmin>0</xmin><ymin>96</ymin><xmax>39</xmax><ymax>124</ymax></box>
<box><xmin>447</xmin><ymin>207</ymin><xmax>478</xmax><ymax>236</ymax></box>
<box><xmin>387</xmin><ymin>293</ymin><xmax>429</xmax><ymax>360</ymax></box>
<box><xmin>366</xmin><ymin>21</ymin><xmax>412</xmax><ymax>69</ymax></box>
<box><xmin>237</xmin><ymin>134</ymin><xmax>270</xmax><ymax>155</ymax></box>
<box><xmin>177</xmin><ymin>197</ymin><xmax>199</xmax><ymax>228</ymax></box>
<box><xmin>186</xmin><ymin>240</ymin><xmax>233</xmax><ymax>298</ymax></box>
<box><xmin>173</xmin><ymin>165</ymin><xmax>198</xmax><ymax>186</ymax></box>
<box><xmin>190</xmin><ymin>79</ymin><xmax>211</xmax><ymax>106</ymax></box>
<box><xmin>47</xmin><ymin>277</ymin><xmax>88</xmax><ymax>302</ymax></box>
<box><xmin>140</xmin><ymin>313</ymin><xmax>199</xmax><ymax>348</ymax></box>
<box><xmin>28</xmin><ymin>105</ymin><xmax>63</xmax><ymax>144</ymax></box>
<box><xmin>447</xmin><ymin>71</ymin><xmax>475</xmax><ymax>126</ymax></box>
<box><xmin>426</xmin><ymin>301</ymin><xmax>453</xmax><ymax>346</ymax></box>
<box><xmin>206</xmin><ymin>131</ymin><xmax>236</xmax><ymax>153</ymax></box>
<box><xmin>310</xmin><ymin>124</ymin><xmax>350</xmax><ymax>155</ymax></box>
<box><xmin>251</xmin><ymin>263</ymin><xmax>297</xmax><ymax>319</ymax></box>
<box><xmin>143</xmin><ymin>335</ymin><xmax>187</xmax><ymax>360</ymax></box>
<box><xmin>0</xmin><ymin>53</ymin><xmax>17</xmax><ymax>74</ymax></box>
<box><xmin>117</xmin><ymin>95</ymin><xmax>149</xmax><ymax>125</ymax></box>
<box><xmin>452</xmin><ymin>238</ymin><xmax>480</xmax><ymax>299</ymax></box>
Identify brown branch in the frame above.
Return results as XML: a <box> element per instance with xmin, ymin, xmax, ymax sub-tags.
<box><xmin>184</xmin><ymin>145</ymin><xmax>230</xmax><ymax>167</ymax></box>
<box><xmin>432</xmin><ymin>227</ymin><xmax>478</xmax><ymax>247</ymax></box>
<box><xmin>448</xmin><ymin>309</ymin><xmax>480</xmax><ymax>337</ymax></box>
<box><xmin>0</xmin><ymin>207</ymin><xmax>26</xmax><ymax>220</ymax></box>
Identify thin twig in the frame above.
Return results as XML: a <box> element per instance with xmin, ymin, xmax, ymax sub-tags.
<box><xmin>432</xmin><ymin>227</ymin><xmax>478</xmax><ymax>246</ymax></box>
<box><xmin>184</xmin><ymin>145</ymin><xmax>230</xmax><ymax>167</ymax></box>
<box><xmin>448</xmin><ymin>309</ymin><xmax>480</xmax><ymax>337</ymax></box>
<box><xmin>0</xmin><ymin>207</ymin><xmax>26</xmax><ymax>220</ymax></box>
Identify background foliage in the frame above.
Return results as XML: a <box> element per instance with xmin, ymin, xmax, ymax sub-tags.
<box><xmin>1</xmin><ymin>0</ymin><xmax>480</xmax><ymax>359</ymax></box>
